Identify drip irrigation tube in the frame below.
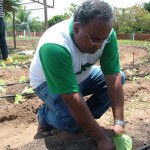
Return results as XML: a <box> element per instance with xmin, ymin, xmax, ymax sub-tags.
<box><xmin>125</xmin><ymin>73</ymin><xmax>150</xmax><ymax>80</ymax></box>
<box><xmin>0</xmin><ymin>62</ymin><xmax>31</xmax><ymax>68</ymax></box>
<box><xmin>0</xmin><ymin>81</ymin><xmax>30</xmax><ymax>86</ymax></box>
<box><xmin>121</xmin><ymin>60</ymin><xmax>150</xmax><ymax>71</ymax></box>
<box><xmin>0</xmin><ymin>92</ymin><xmax>35</xmax><ymax>99</ymax></box>
<box><xmin>137</xmin><ymin>144</ymin><xmax>150</xmax><ymax>150</ymax></box>
<box><xmin>0</xmin><ymin>73</ymin><xmax>149</xmax><ymax>87</ymax></box>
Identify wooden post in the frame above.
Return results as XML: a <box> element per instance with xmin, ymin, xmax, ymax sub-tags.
<box><xmin>13</xmin><ymin>11</ymin><xmax>16</xmax><ymax>49</ymax></box>
<box><xmin>43</xmin><ymin>0</ymin><xmax>48</xmax><ymax>30</ymax></box>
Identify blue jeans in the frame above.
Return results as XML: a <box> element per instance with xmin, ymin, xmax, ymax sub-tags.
<box><xmin>34</xmin><ymin>66</ymin><xmax>125</xmax><ymax>132</ymax></box>
<box><xmin>0</xmin><ymin>17</ymin><xmax>8</xmax><ymax>60</ymax></box>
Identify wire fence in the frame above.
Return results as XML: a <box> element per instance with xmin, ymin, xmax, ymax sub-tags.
<box><xmin>3</xmin><ymin>0</ymin><xmax>55</xmax><ymax>50</ymax></box>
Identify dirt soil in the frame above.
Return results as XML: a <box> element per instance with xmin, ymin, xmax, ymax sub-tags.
<box><xmin>0</xmin><ymin>44</ymin><xmax>150</xmax><ymax>150</ymax></box>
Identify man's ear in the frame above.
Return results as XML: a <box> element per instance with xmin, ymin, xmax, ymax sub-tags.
<box><xmin>73</xmin><ymin>22</ymin><xmax>80</xmax><ymax>33</ymax></box>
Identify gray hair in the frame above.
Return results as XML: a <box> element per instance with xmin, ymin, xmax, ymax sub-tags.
<box><xmin>74</xmin><ymin>0</ymin><xmax>113</xmax><ymax>26</ymax></box>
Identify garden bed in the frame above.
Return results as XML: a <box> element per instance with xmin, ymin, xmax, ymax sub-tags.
<box><xmin>0</xmin><ymin>44</ymin><xmax>150</xmax><ymax>150</ymax></box>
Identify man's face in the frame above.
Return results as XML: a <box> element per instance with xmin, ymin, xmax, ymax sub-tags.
<box><xmin>74</xmin><ymin>18</ymin><xmax>112</xmax><ymax>54</ymax></box>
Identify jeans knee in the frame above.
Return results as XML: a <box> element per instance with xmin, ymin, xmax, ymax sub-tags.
<box><xmin>58</xmin><ymin>116</ymin><xmax>81</xmax><ymax>132</ymax></box>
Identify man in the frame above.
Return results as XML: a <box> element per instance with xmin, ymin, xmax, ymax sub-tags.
<box><xmin>30</xmin><ymin>0</ymin><xmax>126</xmax><ymax>149</ymax></box>
<box><xmin>0</xmin><ymin>0</ymin><xmax>8</xmax><ymax>60</ymax></box>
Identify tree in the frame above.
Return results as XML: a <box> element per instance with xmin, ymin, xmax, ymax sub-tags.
<box><xmin>65</xmin><ymin>3</ymin><xmax>79</xmax><ymax>17</ymax></box>
<box><xmin>143</xmin><ymin>2</ymin><xmax>150</xmax><ymax>13</ymax></box>
<box><xmin>29</xmin><ymin>20</ymin><xmax>45</xmax><ymax>32</ymax></box>
<box><xmin>5</xmin><ymin>5</ymin><xmax>44</xmax><ymax>33</ymax></box>
<box><xmin>48</xmin><ymin>14</ymin><xmax>69</xmax><ymax>27</ymax></box>
<box><xmin>15</xmin><ymin>6</ymin><xmax>44</xmax><ymax>33</ymax></box>
<box><xmin>48</xmin><ymin>2</ymin><xmax>79</xmax><ymax>27</ymax></box>
<box><xmin>113</xmin><ymin>7</ymin><xmax>133</xmax><ymax>33</ymax></box>
<box><xmin>3</xmin><ymin>0</ymin><xmax>20</xmax><ymax>19</ymax></box>
<box><xmin>113</xmin><ymin>5</ymin><xmax>150</xmax><ymax>33</ymax></box>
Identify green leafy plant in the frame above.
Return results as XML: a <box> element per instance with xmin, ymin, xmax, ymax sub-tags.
<box><xmin>0</xmin><ymin>86</ymin><xmax>6</xmax><ymax>92</ymax></box>
<box><xmin>0</xmin><ymin>80</ymin><xmax>6</xmax><ymax>92</ymax></box>
<box><xmin>13</xmin><ymin>59</ymin><xmax>20</xmax><ymax>65</ymax></box>
<box><xmin>144</xmin><ymin>75</ymin><xmax>150</xmax><ymax>80</ymax></box>
<box><xmin>19</xmin><ymin>75</ymin><xmax>26</xmax><ymax>83</ymax></box>
<box><xmin>132</xmin><ymin>76</ymin><xmax>140</xmax><ymax>81</ymax></box>
<box><xmin>112</xmin><ymin>134</ymin><xmax>132</xmax><ymax>150</ymax></box>
<box><xmin>21</xmin><ymin>86</ymin><xmax>34</xmax><ymax>94</ymax></box>
<box><xmin>0</xmin><ymin>61</ymin><xmax>6</xmax><ymax>69</ymax></box>
<box><xmin>0</xmin><ymin>80</ymin><xmax>4</xmax><ymax>85</ymax></box>
<box><xmin>14</xmin><ymin>94</ymin><xmax>23</xmax><ymax>104</ymax></box>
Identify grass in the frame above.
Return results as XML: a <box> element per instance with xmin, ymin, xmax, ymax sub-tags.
<box><xmin>6</xmin><ymin>36</ymin><xmax>39</xmax><ymax>40</ymax></box>
<box><xmin>8</xmin><ymin>48</ymin><xmax>33</xmax><ymax>62</ymax></box>
<box><xmin>118</xmin><ymin>40</ymin><xmax>150</xmax><ymax>53</ymax></box>
<box><xmin>1</xmin><ymin>39</ymin><xmax>149</xmax><ymax>68</ymax></box>
<box><xmin>0</xmin><ymin>49</ymin><xmax>32</xmax><ymax>69</ymax></box>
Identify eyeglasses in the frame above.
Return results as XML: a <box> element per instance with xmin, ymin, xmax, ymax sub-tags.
<box><xmin>81</xmin><ymin>28</ymin><xmax>104</xmax><ymax>46</ymax></box>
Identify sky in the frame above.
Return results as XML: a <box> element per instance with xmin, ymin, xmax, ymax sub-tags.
<box><xmin>21</xmin><ymin>0</ymin><xmax>150</xmax><ymax>21</ymax></box>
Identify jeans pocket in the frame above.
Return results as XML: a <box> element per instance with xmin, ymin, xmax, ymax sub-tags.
<box><xmin>38</xmin><ymin>86</ymin><xmax>56</xmax><ymax>111</ymax></box>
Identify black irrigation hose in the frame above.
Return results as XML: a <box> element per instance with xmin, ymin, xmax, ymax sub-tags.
<box><xmin>125</xmin><ymin>73</ymin><xmax>150</xmax><ymax>80</ymax></box>
<box><xmin>0</xmin><ymin>81</ymin><xmax>30</xmax><ymax>86</ymax></box>
<box><xmin>0</xmin><ymin>62</ymin><xmax>31</xmax><ymax>68</ymax></box>
<box><xmin>137</xmin><ymin>144</ymin><xmax>150</xmax><ymax>150</ymax></box>
<box><xmin>1</xmin><ymin>61</ymin><xmax>31</xmax><ymax>66</ymax></box>
<box><xmin>0</xmin><ymin>93</ymin><xmax>35</xmax><ymax>99</ymax></box>
<box><xmin>0</xmin><ymin>72</ymin><xmax>149</xmax><ymax>88</ymax></box>
<box><xmin>0</xmin><ymin>72</ymin><xmax>149</xmax><ymax>87</ymax></box>
<box><xmin>0</xmin><ymin>73</ymin><xmax>149</xmax><ymax>99</ymax></box>
<box><xmin>121</xmin><ymin>60</ymin><xmax>150</xmax><ymax>71</ymax></box>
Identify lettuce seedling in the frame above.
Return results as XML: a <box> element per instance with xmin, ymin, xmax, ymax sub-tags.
<box><xmin>112</xmin><ymin>134</ymin><xmax>132</xmax><ymax>150</ymax></box>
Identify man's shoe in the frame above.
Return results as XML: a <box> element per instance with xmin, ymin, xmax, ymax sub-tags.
<box><xmin>38</xmin><ymin>124</ymin><xmax>56</xmax><ymax>138</ymax></box>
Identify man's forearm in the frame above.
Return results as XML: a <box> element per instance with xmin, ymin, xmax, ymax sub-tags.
<box><xmin>109</xmin><ymin>86</ymin><xmax>124</xmax><ymax>121</ymax></box>
<box><xmin>105</xmin><ymin>73</ymin><xmax>124</xmax><ymax>121</ymax></box>
<box><xmin>61</xmin><ymin>93</ymin><xmax>108</xmax><ymax>142</ymax></box>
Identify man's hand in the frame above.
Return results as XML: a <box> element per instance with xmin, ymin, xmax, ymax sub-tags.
<box><xmin>97</xmin><ymin>137</ymin><xmax>116</xmax><ymax>150</ymax></box>
<box><xmin>114</xmin><ymin>124</ymin><xmax>125</xmax><ymax>134</ymax></box>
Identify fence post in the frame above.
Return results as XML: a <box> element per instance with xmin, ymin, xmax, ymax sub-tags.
<box><xmin>130</xmin><ymin>33</ymin><xmax>135</xmax><ymax>40</ymax></box>
<box><xmin>34</xmin><ymin>30</ymin><xmax>36</xmax><ymax>37</ymax></box>
<box><xmin>24</xmin><ymin>30</ymin><xmax>26</xmax><ymax>37</ymax></box>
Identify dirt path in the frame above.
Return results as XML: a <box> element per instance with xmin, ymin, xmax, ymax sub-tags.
<box><xmin>0</xmin><ymin>45</ymin><xmax>150</xmax><ymax>150</ymax></box>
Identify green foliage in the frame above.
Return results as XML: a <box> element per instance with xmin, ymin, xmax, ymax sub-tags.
<box><xmin>15</xmin><ymin>6</ymin><xmax>44</xmax><ymax>32</ymax></box>
<box><xmin>14</xmin><ymin>86</ymin><xmax>34</xmax><ymax>104</ymax></box>
<box><xmin>65</xmin><ymin>3</ymin><xmax>79</xmax><ymax>17</ymax></box>
<box><xmin>0</xmin><ymin>80</ymin><xmax>6</xmax><ymax>92</ymax></box>
<box><xmin>113</xmin><ymin>5</ymin><xmax>150</xmax><ymax>33</ymax></box>
<box><xmin>3</xmin><ymin>0</ymin><xmax>21</xmax><ymax>19</ymax></box>
<box><xmin>0</xmin><ymin>80</ymin><xmax>5</xmax><ymax>85</ymax></box>
<box><xmin>14</xmin><ymin>94</ymin><xmax>23</xmax><ymax>104</ymax></box>
<box><xmin>144</xmin><ymin>75</ymin><xmax>150</xmax><ymax>80</ymax></box>
<box><xmin>19</xmin><ymin>76</ymin><xmax>26</xmax><ymax>83</ymax></box>
<box><xmin>12</xmin><ymin>55</ymin><xmax>32</xmax><ymax>63</ymax></box>
<box><xmin>29</xmin><ymin>20</ymin><xmax>45</xmax><ymax>32</ymax></box>
<box><xmin>5</xmin><ymin>4</ymin><xmax>44</xmax><ymax>32</ymax></box>
<box><xmin>48</xmin><ymin>14</ymin><xmax>69</xmax><ymax>27</ymax></box>
<box><xmin>143</xmin><ymin>2</ymin><xmax>150</xmax><ymax>13</ymax></box>
<box><xmin>21</xmin><ymin>86</ymin><xmax>34</xmax><ymax>94</ymax></box>
<box><xmin>4</xmin><ymin>0</ymin><xmax>20</xmax><ymax>7</ymax></box>
<box><xmin>112</xmin><ymin>134</ymin><xmax>132</xmax><ymax>150</ymax></box>
<box><xmin>0</xmin><ymin>86</ymin><xmax>6</xmax><ymax>92</ymax></box>
<box><xmin>118</xmin><ymin>40</ymin><xmax>150</xmax><ymax>54</ymax></box>
<box><xmin>0</xmin><ymin>61</ymin><xmax>6</xmax><ymax>69</ymax></box>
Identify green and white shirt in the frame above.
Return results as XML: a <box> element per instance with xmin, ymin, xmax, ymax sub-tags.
<box><xmin>29</xmin><ymin>19</ymin><xmax>120</xmax><ymax>94</ymax></box>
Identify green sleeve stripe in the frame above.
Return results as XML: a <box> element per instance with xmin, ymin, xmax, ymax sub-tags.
<box><xmin>100</xmin><ymin>30</ymin><xmax>120</xmax><ymax>75</ymax></box>
<box><xmin>39</xmin><ymin>43</ymin><xmax>79</xmax><ymax>94</ymax></box>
